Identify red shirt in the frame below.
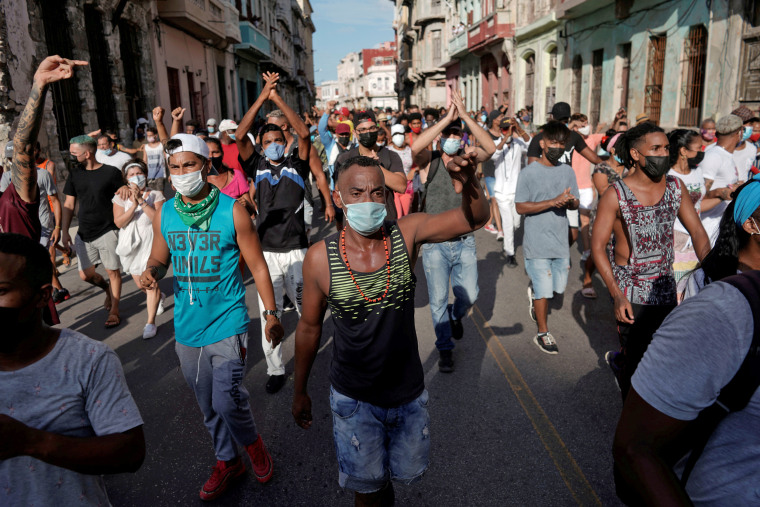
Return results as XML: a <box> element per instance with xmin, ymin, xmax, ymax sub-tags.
<box><xmin>222</xmin><ymin>142</ymin><xmax>245</xmax><ymax>174</ymax></box>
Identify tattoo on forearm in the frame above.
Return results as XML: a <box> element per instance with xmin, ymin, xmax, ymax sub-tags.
<box><xmin>12</xmin><ymin>81</ymin><xmax>46</xmax><ymax>192</ymax></box>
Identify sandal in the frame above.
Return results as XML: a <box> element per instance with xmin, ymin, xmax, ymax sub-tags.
<box><xmin>581</xmin><ymin>286</ymin><xmax>597</xmax><ymax>299</ymax></box>
<box><xmin>105</xmin><ymin>314</ymin><xmax>121</xmax><ymax>329</ymax></box>
<box><xmin>61</xmin><ymin>247</ymin><xmax>72</xmax><ymax>267</ymax></box>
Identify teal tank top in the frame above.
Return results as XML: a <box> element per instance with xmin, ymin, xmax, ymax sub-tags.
<box><xmin>161</xmin><ymin>193</ymin><xmax>249</xmax><ymax>347</ymax></box>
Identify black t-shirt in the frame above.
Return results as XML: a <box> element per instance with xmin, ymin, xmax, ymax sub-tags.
<box><xmin>240</xmin><ymin>150</ymin><xmax>311</xmax><ymax>252</ymax></box>
<box><xmin>334</xmin><ymin>146</ymin><xmax>405</xmax><ymax>220</ymax></box>
<box><xmin>63</xmin><ymin>164</ymin><xmax>123</xmax><ymax>242</ymax></box>
<box><xmin>527</xmin><ymin>130</ymin><xmax>589</xmax><ymax>165</ymax></box>
<box><xmin>481</xmin><ymin>132</ymin><xmax>502</xmax><ymax>178</ymax></box>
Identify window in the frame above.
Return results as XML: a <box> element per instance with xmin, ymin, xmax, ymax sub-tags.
<box><xmin>525</xmin><ymin>53</ymin><xmax>535</xmax><ymax>108</ymax></box>
<box><xmin>432</xmin><ymin>30</ymin><xmax>442</xmax><ymax>67</ymax></box>
<box><xmin>217</xmin><ymin>66</ymin><xmax>228</xmax><ymax>119</ymax></box>
<box><xmin>590</xmin><ymin>49</ymin><xmax>603</xmax><ymax>126</ymax></box>
<box><xmin>678</xmin><ymin>26</ymin><xmax>707</xmax><ymax>126</ymax></box>
<box><xmin>572</xmin><ymin>55</ymin><xmax>583</xmax><ymax>114</ymax></box>
<box><xmin>84</xmin><ymin>6</ymin><xmax>117</xmax><ymax>131</ymax></box>
<box><xmin>119</xmin><ymin>20</ymin><xmax>146</xmax><ymax>130</ymax></box>
<box><xmin>620</xmin><ymin>43</ymin><xmax>631</xmax><ymax>110</ymax></box>
<box><xmin>645</xmin><ymin>34</ymin><xmax>667</xmax><ymax>125</ymax></box>
<box><xmin>167</xmin><ymin>67</ymin><xmax>182</xmax><ymax>125</ymax></box>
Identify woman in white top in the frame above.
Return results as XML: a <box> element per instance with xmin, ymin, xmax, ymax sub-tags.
<box><xmin>113</xmin><ymin>160</ymin><xmax>166</xmax><ymax>339</ymax></box>
<box><xmin>667</xmin><ymin>129</ymin><xmax>721</xmax><ymax>285</ymax></box>
<box><xmin>387</xmin><ymin>124</ymin><xmax>418</xmax><ymax>217</ymax></box>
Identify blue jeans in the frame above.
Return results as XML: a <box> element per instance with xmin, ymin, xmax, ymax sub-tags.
<box><xmin>524</xmin><ymin>258</ymin><xmax>570</xmax><ymax>300</ymax></box>
<box><xmin>422</xmin><ymin>236</ymin><xmax>479</xmax><ymax>351</ymax></box>
<box><xmin>330</xmin><ymin>386</ymin><xmax>430</xmax><ymax>493</ymax></box>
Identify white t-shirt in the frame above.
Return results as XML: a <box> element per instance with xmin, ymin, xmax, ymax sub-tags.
<box><xmin>143</xmin><ymin>143</ymin><xmax>166</xmax><ymax>180</ymax></box>
<box><xmin>667</xmin><ymin>167</ymin><xmax>705</xmax><ymax>235</ymax></box>
<box><xmin>733</xmin><ymin>142</ymin><xmax>757</xmax><ymax>180</ymax></box>
<box><xmin>698</xmin><ymin>146</ymin><xmax>738</xmax><ymax>243</ymax></box>
<box><xmin>95</xmin><ymin>149</ymin><xmax>133</xmax><ymax>172</ymax></box>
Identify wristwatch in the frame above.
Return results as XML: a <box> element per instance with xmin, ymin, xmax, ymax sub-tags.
<box><xmin>262</xmin><ymin>309</ymin><xmax>281</xmax><ymax>319</ymax></box>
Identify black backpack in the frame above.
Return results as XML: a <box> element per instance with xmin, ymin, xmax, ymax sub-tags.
<box><xmin>616</xmin><ymin>271</ymin><xmax>760</xmax><ymax>504</ymax></box>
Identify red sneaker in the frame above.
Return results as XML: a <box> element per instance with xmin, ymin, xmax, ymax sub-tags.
<box><xmin>245</xmin><ymin>436</ymin><xmax>273</xmax><ymax>483</ymax></box>
<box><xmin>199</xmin><ymin>458</ymin><xmax>246</xmax><ymax>501</ymax></box>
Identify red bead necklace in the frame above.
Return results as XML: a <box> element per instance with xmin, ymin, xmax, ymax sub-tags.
<box><xmin>340</xmin><ymin>227</ymin><xmax>391</xmax><ymax>303</ymax></box>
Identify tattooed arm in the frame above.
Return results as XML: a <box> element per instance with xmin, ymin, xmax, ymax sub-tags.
<box><xmin>12</xmin><ymin>56</ymin><xmax>87</xmax><ymax>202</ymax></box>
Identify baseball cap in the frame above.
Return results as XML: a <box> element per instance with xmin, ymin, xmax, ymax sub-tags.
<box><xmin>391</xmin><ymin>124</ymin><xmax>405</xmax><ymax>136</ymax></box>
<box><xmin>5</xmin><ymin>140</ymin><xmax>13</xmax><ymax>159</ymax></box>
<box><xmin>377</xmin><ymin>113</ymin><xmax>388</xmax><ymax>122</ymax></box>
<box><xmin>335</xmin><ymin>123</ymin><xmax>351</xmax><ymax>135</ymax></box>
<box><xmin>730</xmin><ymin>106</ymin><xmax>759</xmax><ymax>123</ymax></box>
<box><xmin>218</xmin><ymin>119</ymin><xmax>238</xmax><ymax>133</ymax></box>
<box><xmin>206</xmin><ymin>118</ymin><xmax>217</xmax><ymax>126</ymax></box>
<box><xmin>551</xmin><ymin>102</ymin><xmax>571</xmax><ymax>121</ymax></box>
<box><xmin>340</xmin><ymin>107</ymin><xmax>350</xmax><ymax>117</ymax></box>
<box><xmin>166</xmin><ymin>133</ymin><xmax>210</xmax><ymax>159</ymax></box>
<box><xmin>716</xmin><ymin>114</ymin><xmax>743</xmax><ymax>135</ymax></box>
<box><xmin>499</xmin><ymin>118</ymin><xmax>513</xmax><ymax>129</ymax></box>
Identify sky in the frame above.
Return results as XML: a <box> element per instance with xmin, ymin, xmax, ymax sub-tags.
<box><xmin>311</xmin><ymin>0</ymin><xmax>395</xmax><ymax>84</ymax></box>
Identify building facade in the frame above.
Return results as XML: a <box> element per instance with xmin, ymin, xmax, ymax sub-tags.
<box><xmin>316</xmin><ymin>80</ymin><xmax>340</xmax><ymax>109</ymax></box>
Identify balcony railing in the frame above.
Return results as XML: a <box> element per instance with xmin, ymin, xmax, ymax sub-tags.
<box><xmin>157</xmin><ymin>0</ymin><xmax>225</xmax><ymax>41</ymax></box>
<box><xmin>448</xmin><ymin>30</ymin><xmax>467</xmax><ymax>58</ymax></box>
<box><xmin>237</xmin><ymin>21</ymin><xmax>271</xmax><ymax>58</ymax></box>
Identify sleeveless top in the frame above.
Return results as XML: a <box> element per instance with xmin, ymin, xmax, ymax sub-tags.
<box><xmin>326</xmin><ymin>221</ymin><xmax>424</xmax><ymax>408</ymax></box>
<box><xmin>160</xmin><ymin>193</ymin><xmax>249</xmax><ymax>346</ymax></box>
<box><xmin>144</xmin><ymin>144</ymin><xmax>166</xmax><ymax>180</ymax></box>
<box><xmin>611</xmin><ymin>175</ymin><xmax>681</xmax><ymax>305</ymax></box>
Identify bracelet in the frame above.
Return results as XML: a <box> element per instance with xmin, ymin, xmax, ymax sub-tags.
<box><xmin>54</xmin><ymin>225</ymin><xmax>61</xmax><ymax>230</ymax></box>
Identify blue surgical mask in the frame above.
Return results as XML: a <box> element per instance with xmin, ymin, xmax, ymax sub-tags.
<box><xmin>228</xmin><ymin>133</ymin><xmax>236</xmax><ymax>141</ymax></box>
<box><xmin>98</xmin><ymin>149</ymin><xmax>112</xmax><ymax>156</ymax></box>
<box><xmin>742</xmin><ymin>126</ymin><xmax>753</xmax><ymax>142</ymax></box>
<box><xmin>614</xmin><ymin>155</ymin><xmax>623</xmax><ymax>164</ymax></box>
<box><xmin>207</xmin><ymin>126</ymin><xmax>215</xmax><ymax>133</ymax></box>
<box><xmin>340</xmin><ymin>192</ymin><xmax>387</xmax><ymax>236</ymax></box>
<box><xmin>480</xmin><ymin>114</ymin><xmax>487</xmax><ymax>123</ymax></box>
<box><xmin>442</xmin><ymin>138</ymin><xmax>461</xmax><ymax>155</ymax></box>
<box><xmin>264</xmin><ymin>142</ymin><xmax>286</xmax><ymax>161</ymax></box>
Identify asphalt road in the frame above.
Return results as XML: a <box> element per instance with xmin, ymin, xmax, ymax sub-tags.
<box><xmin>53</xmin><ymin>216</ymin><xmax>625</xmax><ymax>507</ymax></box>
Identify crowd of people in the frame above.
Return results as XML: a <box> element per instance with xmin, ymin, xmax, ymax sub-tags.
<box><xmin>1</xmin><ymin>55</ymin><xmax>758</xmax><ymax>506</ymax></box>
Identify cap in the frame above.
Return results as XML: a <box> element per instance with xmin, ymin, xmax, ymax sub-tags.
<box><xmin>206</xmin><ymin>118</ymin><xmax>217</xmax><ymax>126</ymax></box>
<box><xmin>391</xmin><ymin>124</ymin><xmax>405</xmax><ymax>135</ymax></box>
<box><xmin>635</xmin><ymin>113</ymin><xmax>650</xmax><ymax>124</ymax></box>
<box><xmin>218</xmin><ymin>119</ymin><xmax>238</xmax><ymax>133</ymax></box>
<box><xmin>716</xmin><ymin>114</ymin><xmax>743</xmax><ymax>135</ymax></box>
<box><xmin>377</xmin><ymin>113</ymin><xmax>388</xmax><ymax>122</ymax></box>
<box><xmin>335</xmin><ymin>123</ymin><xmax>351</xmax><ymax>135</ymax></box>
<box><xmin>166</xmin><ymin>133</ymin><xmax>210</xmax><ymax>159</ymax></box>
<box><xmin>551</xmin><ymin>102</ymin><xmax>571</xmax><ymax>121</ymax></box>
<box><xmin>340</xmin><ymin>107</ymin><xmax>350</xmax><ymax>117</ymax></box>
<box><xmin>730</xmin><ymin>106</ymin><xmax>758</xmax><ymax>123</ymax></box>
<box><xmin>5</xmin><ymin>140</ymin><xmax>13</xmax><ymax>159</ymax></box>
<box><xmin>488</xmin><ymin>110</ymin><xmax>502</xmax><ymax>122</ymax></box>
<box><xmin>499</xmin><ymin>118</ymin><xmax>512</xmax><ymax>129</ymax></box>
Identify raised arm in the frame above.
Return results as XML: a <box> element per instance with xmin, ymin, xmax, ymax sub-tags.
<box><xmin>12</xmin><ymin>56</ymin><xmax>87</xmax><ymax>202</ymax></box>
<box><xmin>269</xmin><ymin>87</ymin><xmax>310</xmax><ymax>161</ymax></box>
<box><xmin>169</xmin><ymin>107</ymin><xmax>185</xmax><ymax>137</ymax></box>
<box><xmin>318</xmin><ymin>112</ymin><xmax>333</xmax><ymax>147</ymax></box>
<box><xmin>412</xmin><ymin>105</ymin><xmax>457</xmax><ymax>159</ymax></box>
<box><xmin>451</xmin><ymin>90</ymin><xmax>495</xmax><ymax>162</ymax></box>
<box><xmin>292</xmin><ymin>242</ymin><xmax>329</xmax><ymax>430</ymax></box>
<box><xmin>236</xmin><ymin>71</ymin><xmax>280</xmax><ymax>161</ymax></box>
<box><xmin>152</xmin><ymin>107</ymin><xmax>169</xmax><ymax>142</ymax></box>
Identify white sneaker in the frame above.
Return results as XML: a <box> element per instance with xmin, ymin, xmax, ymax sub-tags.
<box><xmin>496</xmin><ymin>231</ymin><xmax>504</xmax><ymax>241</ymax></box>
<box><xmin>143</xmin><ymin>323</ymin><xmax>157</xmax><ymax>340</ymax></box>
<box><xmin>580</xmin><ymin>250</ymin><xmax>591</xmax><ymax>262</ymax></box>
<box><xmin>156</xmin><ymin>292</ymin><xmax>166</xmax><ymax>316</ymax></box>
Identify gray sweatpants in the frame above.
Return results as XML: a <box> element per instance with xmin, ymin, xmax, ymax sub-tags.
<box><xmin>175</xmin><ymin>332</ymin><xmax>258</xmax><ymax>461</ymax></box>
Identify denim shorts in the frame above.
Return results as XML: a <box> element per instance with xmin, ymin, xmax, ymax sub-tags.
<box><xmin>484</xmin><ymin>176</ymin><xmax>495</xmax><ymax>197</ymax></box>
<box><xmin>330</xmin><ymin>386</ymin><xmax>430</xmax><ymax>493</ymax></box>
<box><xmin>525</xmin><ymin>258</ymin><xmax>570</xmax><ymax>300</ymax></box>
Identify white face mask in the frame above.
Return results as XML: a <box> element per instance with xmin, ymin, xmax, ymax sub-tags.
<box><xmin>128</xmin><ymin>174</ymin><xmax>147</xmax><ymax>189</ymax></box>
<box><xmin>578</xmin><ymin>125</ymin><xmax>591</xmax><ymax>136</ymax></box>
<box><xmin>392</xmin><ymin>134</ymin><xmax>405</xmax><ymax>148</ymax></box>
<box><xmin>171</xmin><ymin>169</ymin><xmax>205</xmax><ymax>197</ymax></box>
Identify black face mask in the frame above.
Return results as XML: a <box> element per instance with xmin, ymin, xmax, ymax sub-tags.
<box><xmin>0</xmin><ymin>297</ymin><xmax>38</xmax><ymax>354</ymax></box>
<box><xmin>545</xmin><ymin>147</ymin><xmax>565</xmax><ymax>166</ymax></box>
<box><xmin>358</xmin><ymin>131</ymin><xmax>379</xmax><ymax>148</ymax></box>
<box><xmin>687</xmin><ymin>151</ymin><xmax>704</xmax><ymax>170</ymax></box>
<box><xmin>640</xmin><ymin>154</ymin><xmax>671</xmax><ymax>178</ymax></box>
<box><xmin>211</xmin><ymin>155</ymin><xmax>224</xmax><ymax>171</ymax></box>
<box><xmin>337</xmin><ymin>136</ymin><xmax>351</xmax><ymax>147</ymax></box>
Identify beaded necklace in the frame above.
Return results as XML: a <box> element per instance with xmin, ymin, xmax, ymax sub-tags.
<box><xmin>340</xmin><ymin>226</ymin><xmax>391</xmax><ymax>303</ymax></box>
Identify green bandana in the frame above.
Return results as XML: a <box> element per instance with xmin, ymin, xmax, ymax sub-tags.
<box><xmin>173</xmin><ymin>185</ymin><xmax>220</xmax><ymax>231</ymax></box>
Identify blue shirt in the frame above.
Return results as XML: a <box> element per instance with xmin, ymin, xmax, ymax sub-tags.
<box><xmin>161</xmin><ymin>193</ymin><xmax>249</xmax><ymax>346</ymax></box>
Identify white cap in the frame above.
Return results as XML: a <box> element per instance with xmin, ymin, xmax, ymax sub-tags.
<box><xmin>391</xmin><ymin>124</ymin><xmax>405</xmax><ymax>136</ymax></box>
<box><xmin>218</xmin><ymin>119</ymin><xmax>237</xmax><ymax>133</ymax></box>
<box><xmin>206</xmin><ymin>118</ymin><xmax>217</xmax><ymax>126</ymax></box>
<box><xmin>166</xmin><ymin>133</ymin><xmax>209</xmax><ymax>159</ymax></box>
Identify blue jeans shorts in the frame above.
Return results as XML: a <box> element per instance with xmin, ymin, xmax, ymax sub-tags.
<box><xmin>330</xmin><ymin>386</ymin><xmax>430</xmax><ymax>493</ymax></box>
<box><xmin>525</xmin><ymin>258</ymin><xmax>570</xmax><ymax>300</ymax></box>
<box><xmin>484</xmin><ymin>176</ymin><xmax>495</xmax><ymax>197</ymax></box>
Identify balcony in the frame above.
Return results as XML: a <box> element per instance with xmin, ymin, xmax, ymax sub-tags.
<box><xmin>224</xmin><ymin>1</ymin><xmax>241</xmax><ymax>44</ymax></box>
<box><xmin>414</xmin><ymin>3</ymin><xmax>444</xmax><ymax>26</ymax></box>
<box><xmin>157</xmin><ymin>0</ymin><xmax>226</xmax><ymax>42</ymax></box>
<box><xmin>236</xmin><ymin>20</ymin><xmax>271</xmax><ymax>59</ymax></box>
<box><xmin>468</xmin><ymin>13</ymin><xmax>514</xmax><ymax>53</ymax></box>
<box><xmin>448</xmin><ymin>30</ymin><xmax>467</xmax><ymax>58</ymax></box>
<box><xmin>293</xmin><ymin>35</ymin><xmax>304</xmax><ymax>49</ymax></box>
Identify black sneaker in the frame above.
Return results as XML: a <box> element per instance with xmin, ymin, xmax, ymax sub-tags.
<box><xmin>448</xmin><ymin>304</ymin><xmax>463</xmax><ymax>340</ymax></box>
<box><xmin>605</xmin><ymin>351</ymin><xmax>622</xmax><ymax>391</ymax></box>
<box><xmin>265</xmin><ymin>374</ymin><xmax>287</xmax><ymax>394</ymax></box>
<box><xmin>505</xmin><ymin>255</ymin><xmax>518</xmax><ymax>268</ymax></box>
<box><xmin>52</xmin><ymin>288</ymin><xmax>71</xmax><ymax>304</ymax></box>
<box><xmin>438</xmin><ymin>350</ymin><xmax>454</xmax><ymax>373</ymax></box>
<box><xmin>282</xmin><ymin>295</ymin><xmax>295</xmax><ymax>313</ymax></box>
<box><xmin>527</xmin><ymin>286</ymin><xmax>536</xmax><ymax>322</ymax></box>
<box><xmin>533</xmin><ymin>332</ymin><xmax>559</xmax><ymax>354</ymax></box>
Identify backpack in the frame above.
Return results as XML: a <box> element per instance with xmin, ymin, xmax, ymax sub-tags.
<box><xmin>615</xmin><ymin>270</ymin><xmax>760</xmax><ymax>504</ymax></box>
